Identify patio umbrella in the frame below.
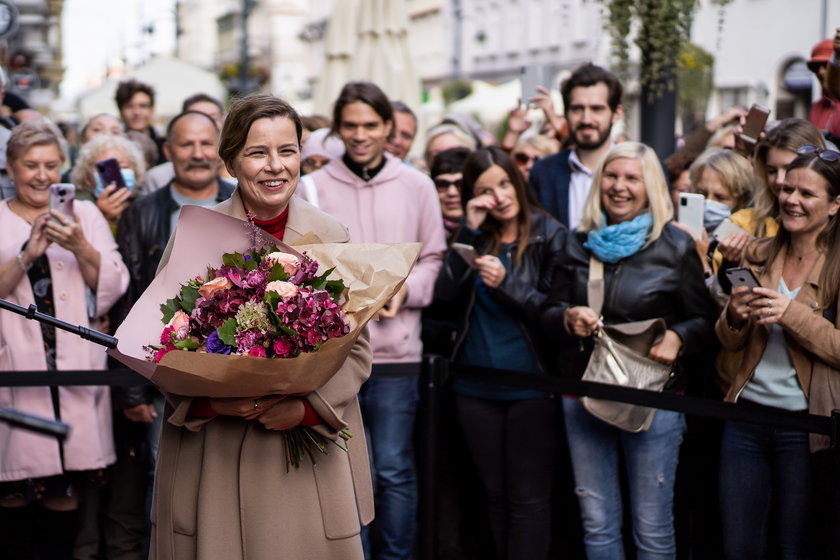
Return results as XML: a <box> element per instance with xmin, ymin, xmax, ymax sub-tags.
<box><xmin>349</xmin><ymin>0</ymin><xmax>421</xmax><ymax>111</ymax></box>
<box><xmin>313</xmin><ymin>0</ymin><xmax>359</xmax><ymax>114</ymax></box>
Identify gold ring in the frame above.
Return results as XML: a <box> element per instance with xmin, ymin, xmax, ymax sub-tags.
<box><xmin>253</xmin><ymin>399</ymin><xmax>260</xmax><ymax>410</ymax></box>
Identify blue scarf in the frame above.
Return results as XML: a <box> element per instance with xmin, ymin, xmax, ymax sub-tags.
<box><xmin>584</xmin><ymin>212</ymin><xmax>653</xmax><ymax>263</ymax></box>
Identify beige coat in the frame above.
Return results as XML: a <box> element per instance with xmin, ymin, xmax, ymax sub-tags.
<box><xmin>715</xmin><ymin>242</ymin><xmax>840</xmax><ymax>451</ymax></box>
<box><xmin>150</xmin><ymin>192</ymin><xmax>374</xmax><ymax>560</ymax></box>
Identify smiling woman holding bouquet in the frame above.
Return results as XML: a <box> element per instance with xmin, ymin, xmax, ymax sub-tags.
<box><xmin>148</xmin><ymin>95</ymin><xmax>374</xmax><ymax>560</ymax></box>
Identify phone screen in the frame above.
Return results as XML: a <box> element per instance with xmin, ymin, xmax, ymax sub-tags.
<box><xmin>95</xmin><ymin>158</ymin><xmax>126</xmax><ymax>192</ymax></box>
<box><xmin>451</xmin><ymin>243</ymin><xmax>479</xmax><ymax>269</ymax></box>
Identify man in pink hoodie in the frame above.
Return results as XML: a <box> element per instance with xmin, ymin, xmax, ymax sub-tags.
<box><xmin>302</xmin><ymin>82</ymin><xmax>446</xmax><ymax>560</ymax></box>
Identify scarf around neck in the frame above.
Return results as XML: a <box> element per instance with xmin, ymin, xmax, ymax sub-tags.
<box><xmin>584</xmin><ymin>212</ymin><xmax>652</xmax><ymax>263</ymax></box>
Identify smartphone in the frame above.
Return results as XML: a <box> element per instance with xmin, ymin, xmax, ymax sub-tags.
<box><xmin>740</xmin><ymin>104</ymin><xmax>770</xmax><ymax>144</ymax></box>
<box><xmin>49</xmin><ymin>183</ymin><xmax>75</xmax><ymax>222</ymax></box>
<box><xmin>712</xmin><ymin>218</ymin><xmax>751</xmax><ymax>242</ymax></box>
<box><xmin>520</xmin><ymin>65</ymin><xmax>546</xmax><ymax>105</ymax></box>
<box><xmin>451</xmin><ymin>242</ymin><xmax>479</xmax><ymax>269</ymax></box>
<box><xmin>725</xmin><ymin>267</ymin><xmax>761</xmax><ymax>290</ymax></box>
<box><xmin>95</xmin><ymin>157</ymin><xmax>125</xmax><ymax>196</ymax></box>
<box><xmin>677</xmin><ymin>193</ymin><xmax>705</xmax><ymax>237</ymax></box>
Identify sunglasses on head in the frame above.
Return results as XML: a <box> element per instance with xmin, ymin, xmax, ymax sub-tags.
<box><xmin>796</xmin><ymin>145</ymin><xmax>840</xmax><ymax>162</ymax></box>
<box><xmin>513</xmin><ymin>152</ymin><xmax>540</xmax><ymax>165</ymax></box>
<box><xmin>434</xmin><ymin>177</ymin><xmax>462</xmax><ymax>191</ymax></box>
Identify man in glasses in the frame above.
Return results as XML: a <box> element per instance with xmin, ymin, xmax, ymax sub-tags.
<box><xmin>528</xmin><ymin>63</ymin><xmax>624</xmax><ymax>229</ymax></box>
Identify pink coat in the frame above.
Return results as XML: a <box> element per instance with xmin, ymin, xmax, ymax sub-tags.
<box><xmin>304</xmin><ymin>153</ymin><xmax>447</xmax><ymax>363</ymax></box>
<box><xmin>0</xmin><ymin>200</ymin><xmax>129</xmax><ymax>480</ymax></box>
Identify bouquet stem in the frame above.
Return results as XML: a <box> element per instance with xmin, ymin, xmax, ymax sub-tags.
<box><xmin>283</xmin><ymin>426</ymin><xmax>352</xmax><ymax>471</ymax></box>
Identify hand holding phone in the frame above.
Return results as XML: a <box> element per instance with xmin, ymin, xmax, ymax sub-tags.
<box><xmin>451</xmin><ymin>242</ymin><xmax>480</xmax><ymax>269</ymax></box>
<box><xmin>734</xmin><ymin>104</ymin><xmax>770</xmax><ymax>157</ymax></box>
<box><xmin>95</xmin><ymin>158</ymin><xmax>125</xmax><ymax>196</ymax></box>
<box><xmin>725</xmin><ymin>267</ymin><xmax>760</xmax><ymax>290</ymax></box>
<box><xmin>49</xmin><ymin>183</ymin><xmax>75</xmax><ymax>223</ymax></box>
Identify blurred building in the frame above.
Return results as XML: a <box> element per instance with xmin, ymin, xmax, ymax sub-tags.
<box><xmin>3</xmin><ymin>0</ymin><xmax>65</xmax><ymax>111</ymax></box>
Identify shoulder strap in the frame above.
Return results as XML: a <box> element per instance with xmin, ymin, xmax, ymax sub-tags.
<box><xmin>587</xmin><ymin>255</ymin><xmax>605</xmax><ymax>316</ymax></box>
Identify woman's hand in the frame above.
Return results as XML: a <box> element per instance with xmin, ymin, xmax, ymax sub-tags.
<box><xmin>209</xmin><ymin>395</ymin><xmax>286</xmax><ymax>420</ymax></box>
<box><xmin>564</xmin><ymin>306</ymin><xmax>601</xmax><ymax>337</ymax></box>
<box><xmin>465</xmin><ymin>193</ymin><xmax>497</xmax><ymax>230</ymax></box>
<box><xmin>726</xmin><ymin>285</ymin><xmax>761</xmax><ymax>329</ymax></box>
<box><xmin>528</xmin><ymin>86</ymin><xmax>563</xmax><ymax>132</ymax></box>
<box><xmin>648</xmin><ymin>330</ymin><xmax>683</xmax><ymax>365</ymax></box>
<box><xmin>719</xmin><ymin>232</ymin><xmax>753</xmax><ymax>265</ymax></box>
<box><xmin>506</xmin><ymin>103</ymin><xmax>532</xmax><ymax>134</ymax></box>
<box><xmin>379</xmin><ymin>283</ymin><xmax>408</xmax><ymax>319</ymax></box>
<box><xmin>44</xmin><ymin>210</ymin><xmax>90</xmax><ymax>254</ymax></box>
<box><xmin>474</xmin><ymin>255</ymin><xmax>506</xmax><ymax>288</ymax></box>
<box><xmin>123</xmin><ymin>403</ymin><xmax>158</xmax><ymax>423</ymax></box>
<box><xmin>96</xmin><ymin>184</ymin><xmax>132</xmax><ymax>222</ymax></box>
<box><xmin>257</xmin><ymin>397</ymin><xmax>306</xmax><ymax>431</ymax></box>
<box><xmin>748</xmin><ymin>287</ymin><xmax>791</xmax><ymax>326</ymax></box>
<box><xmin>21</xmin><ymin>212</ymin><xmax>53</xmax><ymax>264</ymax></box>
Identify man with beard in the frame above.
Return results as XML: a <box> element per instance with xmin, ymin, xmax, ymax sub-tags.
<box><xmin>102</xmin><ymin>111</ymin><xmax>234</xmax><ymax>559</ymax></box>
<box><xmin>529</xmin><ymin>63</ymin><xmax>623</xmax><ymax>228</ymax></box>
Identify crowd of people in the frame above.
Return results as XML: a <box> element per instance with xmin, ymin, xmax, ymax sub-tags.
<box><xmin>0</xmin><ymin>27</ymin><xmax>839</xmax><ymax>560</ymax></box>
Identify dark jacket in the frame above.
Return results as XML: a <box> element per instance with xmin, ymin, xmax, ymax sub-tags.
<box><xmin>434</xmin><ymin>211</ymin><xmax>567</xmax><ymax>373</ymax></box>
<box><xmin>109</xmin><ymin>179</ymin><xmax>235</xmax><ymax>408</ymax></box>
<box><xmin>541</xmin><ymin>223</ymin><xmax>715</xmax><ymax>380</ymax></box>
<box><xmin>528</xmin><ymin>150</ymin><xmax>573</xmax><ymax>227</ymax></box>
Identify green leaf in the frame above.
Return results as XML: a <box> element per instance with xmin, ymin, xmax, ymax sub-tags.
<box><xmin>309</xmin><ymin>267</ymin><xmax>335</xmax><ymax>291</ymax></box>
<box><xmin>180</xmin><ymin>285</ymin><xmax>201</xmax><ymax>313</ymax></box>
<box><xmin>324</xmin><ymin>279</ymin><xmax>346</xmax><ymax>302</ymax></box>
<box><xmin>160</xmin><ymin>298</ymin><xmax>181</xmax><ymax>324</ymax></box>
<box><xmin>268</xmin><ymin>263</ymin><xmax>289</xmax><ymax>282</ymax></box>
<box><xmin>217</xmin><ymin>318</ymin><xmax>238</xmax><ymax>346</ymax></box>
<box><xmin>222</xmin><ymin>252</ymin><xmax>246</xmax><ymax>269</ymax></box>
<box><xmin>278</xmin><ymin>324</ymin><xmax>300</xmax><ymax>338</ymax></box>
<box><xmin>174</xmin><ymin>337</ymin><xmax>200</xmax><ymax>351</ymax></box>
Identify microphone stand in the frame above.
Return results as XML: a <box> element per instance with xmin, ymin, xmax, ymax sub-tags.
<box><xmin>0</xmin><ymin>297</ymin><xmax>120</xmax><ymax>439</ymax></box>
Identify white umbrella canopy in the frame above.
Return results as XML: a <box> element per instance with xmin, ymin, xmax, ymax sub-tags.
<box><xmin>349</xmin><ymin>0</ymin><xmax>420</xmax><ymax>111</ymax></box>
<box><xmin>313</xmin><ymin>0</ymin><xmax>360</xmax><ymax>115</ymax></box>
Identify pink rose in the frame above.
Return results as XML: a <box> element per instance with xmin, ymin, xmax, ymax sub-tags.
<box><xmin>265</xmin><ymin>280</ymin><xmax>298</xmax><ymax>299</ymax></box>
<box><xmin>248</xmin><ymin>346</ymin><xmax>266</xmax><ymax>357</ymax></box>
<box><xmin>167</xmin><ymin>310</ymin><xmax>190</xmax><ymax>340</ymax></box>
<box><xmin>266</xmin><ymin>252</ymin><xmax>300</xmax><ymax>276</ymax></box>
<box><xmin>198</xmin><ymin>276</ymin><xmax>234</xmax><ymax>298</ymax></box>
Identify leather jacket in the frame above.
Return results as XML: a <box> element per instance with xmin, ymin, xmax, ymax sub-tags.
<box><xmin>434</xmin><ymin>211</ymin><xmax>567</xmax><ymax>372</ymax></box>
<box><xmin>541</xmin><ymin>223</ymin><xmax>716</xmax><ymax>380</ymax></box>
<box><xmin>109</xmin><ymin>179</ymin><xmax>235</xmax><ymax>409</ymax></box>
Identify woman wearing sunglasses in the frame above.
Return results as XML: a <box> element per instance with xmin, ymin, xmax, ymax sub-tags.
<box><xmin>716</xmin><ymin>146</ymin><xmax>840</xmax><ymax>559</ymax></box>
<box><xmin>511</xmin><ymin>135</ymin><xmax>559</xmax><ymax>182</ymax></box>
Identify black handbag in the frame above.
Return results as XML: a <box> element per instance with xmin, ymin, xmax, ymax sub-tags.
<box><xmin>580</xmin><ymin>256</ymin><xmax>674</xmax><ymax>432</ymax></box>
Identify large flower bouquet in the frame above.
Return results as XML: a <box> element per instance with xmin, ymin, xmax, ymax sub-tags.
<box><xmin>147</xmin><ymin>247</ymin><xmax>349</xmax><ymax>363</ymax></box>
<box><xmin>110</xmin><ymin>205</ymin><xmax>421</xmax><ymax>469</ymax></box>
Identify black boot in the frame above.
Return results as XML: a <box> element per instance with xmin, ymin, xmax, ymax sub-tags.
<box><xmin>36</xmin><ymin>506</ymin><xmax>80</xmax><ymax>560</ymax></box>
<box><xmin>0</xmin><ymin>503</ymin><xmax>37</xmax><ymax>559</ymax></box>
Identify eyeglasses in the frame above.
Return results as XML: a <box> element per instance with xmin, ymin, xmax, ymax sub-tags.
<box><xmin>796</xmin><ymin>145</ymin><xmax>840</xmax><ymax>162</ymax></box>
<box><xmin>513</xmin><ymin>152</ymin><xmax>540</xmax><ymax>166</ymax></box>
<box><xmin>434</xmin><ymin>177</ymin><xmax>462</xmax><ymax>191</ymax></box>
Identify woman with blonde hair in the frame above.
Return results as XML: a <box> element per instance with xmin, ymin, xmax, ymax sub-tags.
<box><xmin>542</xmin><ymin>141</ymin><xmax>713</xmax><ymax>559</ymax></box>
<box><xmin>511</xmin><ymin>134</ymin><xmax>560</xmax><ymax>182</ymax></box>
<box><xmin>70</xmin><ymin>134</ymin><xmax>146</xmax><ymax>224</ymax></box>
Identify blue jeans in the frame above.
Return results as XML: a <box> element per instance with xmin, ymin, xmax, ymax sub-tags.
<box><xmin>562</xmin><ymin>396</ymin><xmax>685</xmax><ymax>560</ymax></box>
<box><xmin>718</xmin><ymin>417</ymin><xmax>815</xmax><ymax>560</ymax></box>
<box><xmin>358</xmin><ymin>375</ymin><xmax>420</xmax><ymax>560</ymax></box>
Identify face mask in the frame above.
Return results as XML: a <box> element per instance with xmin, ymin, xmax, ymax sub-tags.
<box><xmin>95</xmin><ymin>168</ymin><xmax>136</xmax><ymax>197</ymax></box>
<box><xmin>703</xmin><ymin>198</ymin><xmax>731</xmax><ymax>233</ymax></box>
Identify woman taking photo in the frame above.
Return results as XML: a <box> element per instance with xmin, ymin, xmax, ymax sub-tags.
<box><xmin>149</xmin><ymin>94</ymin><xmax>373</xmax><ymax>560</ymax></box>
<box><xmin>0</xmin><ymin>120</ymin><xmax>129</xmax><ymax>559</ymax></box>
<box><xmin>716</xmin><ymin>147</ymin><xmax>840</xmax><ymax>559</ymax></box>
<box><xmin>542</xmin><ymin>141</ymin><xmax>713</xmax><ymax>559</ymax></box>
<box><xmin>435</xmin><ymin>146</ymin><xmax>566</xmax><ymax>560</ymax></box>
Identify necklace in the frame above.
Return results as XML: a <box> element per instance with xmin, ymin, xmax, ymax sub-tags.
<box><xmin>8</xmin><ymin>198</ymin><xmax>41</xmax><ymax>225</ymax></box>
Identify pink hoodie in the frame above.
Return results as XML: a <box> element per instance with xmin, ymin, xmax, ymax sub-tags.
<box><xmin>303</xmin><ymin>153</ymin><xmax>446</xmax><ymax>363</ymax></box>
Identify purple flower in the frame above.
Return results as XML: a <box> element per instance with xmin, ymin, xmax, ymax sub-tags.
<box><xmin>206</xmin><ymin>331</ymin><xmax>233</xmax><ymax>354</ymax></box>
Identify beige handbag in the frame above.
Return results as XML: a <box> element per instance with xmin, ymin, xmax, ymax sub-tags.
<box><xmin>580</xmin><ymin>257</ymin><xmax>674</xmax><ymax>432</ymax></box>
